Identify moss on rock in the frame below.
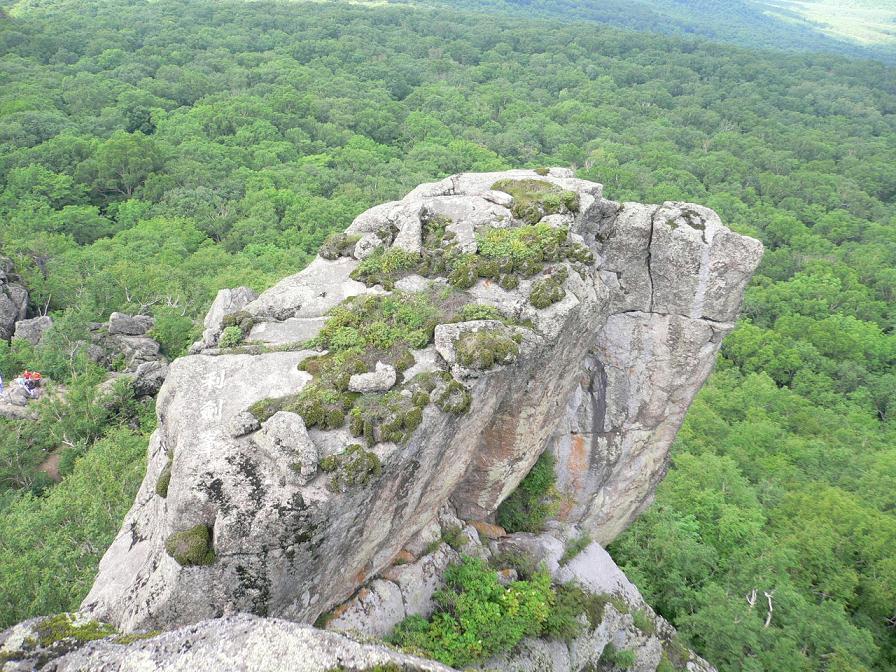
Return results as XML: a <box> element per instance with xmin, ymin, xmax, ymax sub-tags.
<box><xmin>455</xmin><ymin>329</ymin><xmax>520</xmax><ymax>370</ymax></box>
<box><xmin>320</xmin><ymin>444</ymin><xmax>382</xmax><ymax>493</ymax></box>
<box><xmin>36</xmin><ymin>613</ymin><xmax>117</xmax><ymax>647</ymax></box>
<box><xmin>155</xmin><ymin>455</ymin><xmax>173</xmax><ymax>498</ymax></box>
<box><xmin>319</xmin><ymin>232</ymin><xmax>361</xmax><ymax>260</ymax></box>
<box><xmin>491</xmin><ymin>178</ymin><xmax>579</xmax><ymax>224</ymax></box>
<box><xmin>529</xmin><ymin>268</ymin><xmax>568</xmax><ymax>309</ymax></box>
<box><xmin>164</xmin><ymin>524</ymin><xmax>216</xmax><ymax>567</ymax></box>
<box><xmin>434</xmin><ymin>378</ymin><xmax>472</xmax><ymax>414</ymax></box>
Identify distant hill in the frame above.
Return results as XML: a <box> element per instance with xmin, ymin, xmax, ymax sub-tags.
<box><xmin>384</xmin><ymin>0</ymin><xmax>896</xmax><ymax>61</ymax></box>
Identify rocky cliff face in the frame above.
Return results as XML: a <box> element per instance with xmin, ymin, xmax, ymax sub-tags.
<box><xmin>66</xmin><ymin>169</ymin><xmax>760</xmax><ymax>668</ymax></box>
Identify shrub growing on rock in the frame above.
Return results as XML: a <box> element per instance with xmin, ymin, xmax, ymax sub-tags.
<box><xmin>164</xmin><ymin>524</ymin><xmax>215</xmax><ymax>566</ymax></box>
<box><xmin>496</xmin><ymin>452</ymin><xmax>558</xmax><ymax>533</ymax></box>
<box><xmin>389</xmin><ymin>556</ymin><xmax>553</xmax><ymax>667</ymax></box>
<box><xmin>218</xmin><ymin>326</ymin><xmax>244</xmax><ymax>349</ymax></box>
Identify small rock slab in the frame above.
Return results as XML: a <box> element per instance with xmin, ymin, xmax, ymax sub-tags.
<box><xmin>248</xmin><ymin>317</ymin><xmax>326</xmax><ymax>346</ymax></box>
<box><xmin>13</xmin><ymin>315</ymin><xmax>53</xmax><ymax>345</ymax></box>
<box><xmin>348</xmin><ymin>362</ymin><xmax>396</xmax><ymax>393</ymax></box>
<box><xmin>256</xmin><ymin>411</ymin><xmax>319</xmax><ymax>485</ymax></box>
<box><xmin>108</xmin><ymin>312</ymin><xmax>154</xmax><ymax>336</ymax></box>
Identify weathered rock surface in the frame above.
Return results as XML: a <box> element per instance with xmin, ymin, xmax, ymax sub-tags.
<box><xmin>12</xmin><ymin>315</ymin><xmax>52</xmax><ymax>345</ymax></box>
<box><xmin>0</xmin><ymin>614</ymin><xmax>452</xmax><ymax>672</ymax></box>
<box><xmin>0</xmin><ymin>257</ymin><xmax>29</xmax><ymax>341</ymax></box>
<box><xmin>79</xmin><ymin>169</ymin><xmax>761</xmax><ymax>647</ymax></box>
<box><xmin>190</xmin><ymin>286</ymin><xmax>258</xmax><ymax>352</ymax></box>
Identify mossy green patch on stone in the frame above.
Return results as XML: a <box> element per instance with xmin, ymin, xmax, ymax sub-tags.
<box><xmin>433</xmin><ymin>378</ymin><xmax>471</xmax><ymax>414</ymax></box>
<box><xmin>321</xmin><ymin>444</ymin><xmax>382</xmax><ymax>493</ymax></box>
<box><xmin>164</xmin><ymin>524</ymin><xmax>216</xmax><ymax>567</ymax></box>
<box><xmin>529</xmin><ymin>267</ymin><xmax>568</xmax><ymax>309</ymax></box>
<box><xmin>491</xmin><ymin>178</ymin><xmax>579</xmax><ymax>224</ymax></box>
<box><xmin>221</xmin><ymin>310</ymin><xmax>255</xmax><ymax>337</ymax></box>
<box><xmin>350</xmin><ymin>247</ymin><xmax>421</xmax><ymax>289</ymax></box>
<box><xmin>155</xmin><ymin>455</ymin><xmax>173</xmax><ymax>498</ymax></box>
<box><xmin>35</xmin><ymin>614</ymin><xmax>117</xmax><ymax>647</ymax></box>
<box><xmin>455</xmin><ymin>329</ymin><xmax>519</xmax><ymax>370</ymax></box>
<box><xmin>319</xmin><ymin>232</ymin><xmax>361</xmax><ymax>260</ymax></box>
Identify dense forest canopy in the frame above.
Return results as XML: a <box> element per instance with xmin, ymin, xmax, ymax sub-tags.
<box><xmin>0</xmin><ymin>1</ymin><xmax>894</xmax><ymax>671</ymax></box>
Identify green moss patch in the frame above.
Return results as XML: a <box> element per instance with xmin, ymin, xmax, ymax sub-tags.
<box><xmin>319</xmin><ymin>444</ymin><xmax>382</xmax><ymax>492</ymax></box>
<box><xmin>350</xmin><ymin>389</ymin><xmax>427</xmax><ymax>446</ymax></box>
<box><xmin>221</xmin><ymin>310</ymin><xmax>255</xmax><ymax>337</ymax></box>
<box><xmin>155</xmin><ymin>454</ymin><xmax>173</xmax><ymax>498</ymax></box>
<box><xmin>319</xmin><ymin>232</ymin><xmax>361</xmax><ymax>260</ymax></box>
<box><xmin>529</xmin><ymin>267</ymin><xmax>568</xmax><ymax>309</ymax></box>
<box><xmin>491</xmin><ymin>178</ymin><xmax>580</xmax><ymax>224</ymax></box>
<box><xmin>35</xmin><ymin>613</ymin><xmax>117</xmax><ymax>647</ymax></box>
<box><xmin>164</xmin><ymin>524</ymin><xmax>216</xmax><ymax>566</ymax></box>
<box><xmin>455</xmin><ymin>329</ymin><xmax>520</xmax><ymax>370</ymax></box>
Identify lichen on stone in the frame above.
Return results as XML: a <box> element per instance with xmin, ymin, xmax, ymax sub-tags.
<box><xmin>164</xmin><ymin>524</ymin><xmax>216</xmax><ymax>567</ymax></box>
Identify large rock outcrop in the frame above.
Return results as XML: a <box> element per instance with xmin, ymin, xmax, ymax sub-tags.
<box><xmin>0</xmin><ymin>257</ymin><xmax>28</xmax><ymax>341</ymax></box>
<box><xmin>79</xmin><ymin>169</ymin><xmax>762</xmax><ymax>642</ymax></box>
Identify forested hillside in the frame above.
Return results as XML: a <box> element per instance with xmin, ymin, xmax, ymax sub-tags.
<box><xmin>0</xmin><ymin>1</ymin><xmax>893</xmax><ymax>670</ymax></box>
<box><xmin>389</xmin><ymin>0</ymin><xmax>896</xmax><ymax>61</ymax></box>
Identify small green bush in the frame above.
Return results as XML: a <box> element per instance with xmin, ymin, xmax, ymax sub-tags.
<box><xmin>496</xmin><ymin>452</ymin><xmax>558</xmax><ymax>533</ymax></box>
<box><xmin>632</xmin><ymin>609</ymin><xmax>656</xmax><ymax>635</ymax></box>
<box><xmin>388</xmin><ymin>556</ymin><xmax>553</xmax><ymax>667</ymax></box>
<box><xmin>164</xmin><ymin>524</ymin><xmax>215</xmax><ymax>566</ymax></box>
<box><xmin>560</xmin><ymin>533</ymin><xmax>591</xmax><ymax>565</ymax></box>
<box><xmin>601</xmin><ymin>644</ymin><xmax>636</xmax><ymax>669</ymax></box>
<box><xmin>218</xmin><ymin>325</ymin><xmax>244</xmax><ymax>348</ymax></box>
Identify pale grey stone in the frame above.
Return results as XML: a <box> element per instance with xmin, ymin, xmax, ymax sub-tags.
<box><xmin>248</xmin><ymin>317</ymin><xmax>326</xmax><ymax>346</ymax></box>
<box><xmin>326</xmin><ymin>579</ymin><xmax>406</xmax><ymax>637</ymax></box>
<box><xmin>13</xmin><ymin>315</ymin><xmax>52</xmax><ymax>345</ymax></box>
<box><xmin>191</xmin><ymin>286</ymin><xmax>258</xmax><ymax>352</ymax></box>
<box><xmin>228</xmin><ymin>410</ymin><xmax>261</xmax><ymax>438</ymax></box>
<box><xmin>257</xmin><ymin>411</ymin><xmax>319</xmax><ymax>485</ymax></box>
<box><xmin>348</xmin><ymin>361</ymin><xmax>396</xmax><ymax>393</ymax></box>
<box><xmin>1</xmin><ymin>614</ymin><xmax>452</xmax><ymax>672</ymax></box>
<box><xmin>133</xmin><ymin>360</ymin><xmax>169</xmax><ymax>397</ymax></box>
<box><xmin>108</xmin><ymin>312</ymin><xmax>154</xmax><ymax>336</ymax></box>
